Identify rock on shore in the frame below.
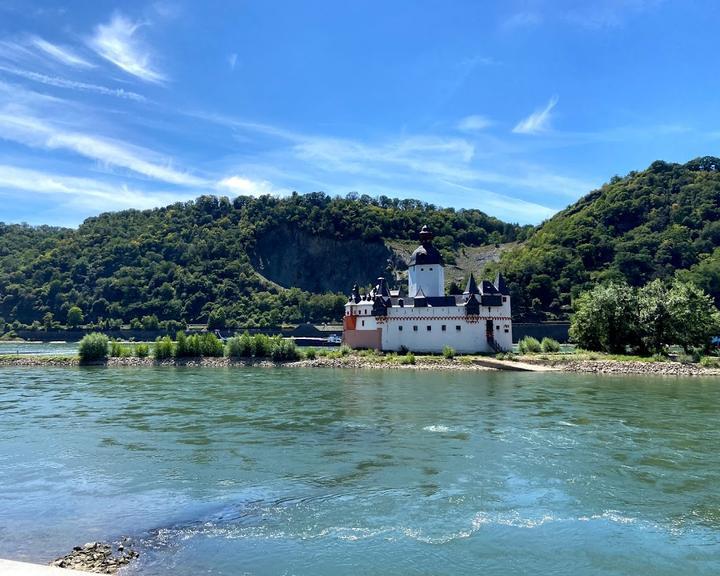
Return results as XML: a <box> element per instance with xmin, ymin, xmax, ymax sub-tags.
<box><xmin>50</xmin><ymin>541</ymin><xmax>138</xmax><ymax>574</ymax></box>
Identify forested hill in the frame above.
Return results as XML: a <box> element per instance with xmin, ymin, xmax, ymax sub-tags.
<box><xmin>0</xmin><ymin>193</ymin><xmax>528</xmax><ymax>328</ymax></box>
<box><xmin>500</xmin><ymin>157</ymin><xmax>720</xmax><ymax>320</ymax></box>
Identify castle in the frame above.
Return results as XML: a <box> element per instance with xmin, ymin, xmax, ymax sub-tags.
<box><xmin>343</xmin><ymin>226</ymin><xmax>512</xmax><ymax>353</ymax></box>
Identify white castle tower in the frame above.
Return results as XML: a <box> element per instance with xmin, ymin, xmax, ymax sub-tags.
<box><xmin>407</xmin><ymin>225</ymin><xmax>445</xmax><ymax>298</ymax></box>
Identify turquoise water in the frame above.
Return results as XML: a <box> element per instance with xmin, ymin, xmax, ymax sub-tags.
<box><xmin>0</xmin><ymin>342</ymin><xmax>78</xmax><ymax>355</ymax></box>
<box><xmin>0</xmin><ymin>367</ymin><xmax>718</xmax><ymax>575</ymax></box>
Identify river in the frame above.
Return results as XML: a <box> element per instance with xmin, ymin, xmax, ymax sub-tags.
<box><xmin>0</xmin><ymin>367</ymin><xmax>718</xmax><ymax>575</ymax></box>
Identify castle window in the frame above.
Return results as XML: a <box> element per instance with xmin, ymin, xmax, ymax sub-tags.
<box><xmin>441</xmin><ymin>325</ymin><xmax>446</xmax><ymax>331</ymax></box>
<box><xmin>362</xmin><ymin>320</ymin><xmax>365</xmax><ymax>327</ymax></box>
<box><xmin>503</xmin><ymin>297</ymin><xmax>507</xmax><ymax>302</ymax></box>
<box><xmin>496</xmin><ymin>325</ymin><xmax>500</xmax><ymax>330</ymax></box>
<box><xmin>399</xmin><ymin>325</ymin><xmax>403</xmax><ymax>331</ymax></box>
<box><xmin>413</xmin><ymin>325</ymin><xmax>418</xmax><ymax>332</ymax></box>
<box><xmin>426</xmin><ymin>325</ymin><xmax>431</xmax><ymax>331</ymax></box>
<box><xmin>429</xmin><ymin>267</ymin><xmax>433</xmax><ymax>271</ymax></box>
<box><xmin>420</xmin><ymin>267</ymin><xmax>424</xmax><ymax>271</ymax></box>
<box><xmin>456</xmin><ymin>325</ymin><xmax>461</xmax><ymax>331</ymax></box>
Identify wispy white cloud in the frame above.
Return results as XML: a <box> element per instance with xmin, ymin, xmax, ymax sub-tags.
<box><xmin>228</xmin><ymin>53</ymin><xmax>238</xmax><ymax>71</ymax></box>
<box><xmin>89</xmin><ymin>13</ymin><xmax>166</xmax><ymax>84</ymax></box>
<box><xmin>29</xmin><ymin>36</ymin><xmax>95</xmax><ymax>68</ymax></box>
<box><xmin>217</xmin><ymin>175</ymin><xmax>290</xmax><ymax>196</ymax></box>
<box><xmin>0</xmin><ymin>64</ymin><xmax>146</xmax><ymax>101</ymax></box>
<box><xmin>0</xmin><ymin>108</ymin><xmax>203</xmax><ymax>186</ymax></box>
<box><xmin>513</xmin><ymin>95</ymin><xmax>559</xmax><ymax>135</ymax></box>
<box><xmin>0</xmin><ymin>164</ymin><xmax>195</xmax><ymax>214</ymax></box>
<box><xmin>458</xmin><ymin>115</ymin><xmax>493</xmax><ymax>131</ymax></box>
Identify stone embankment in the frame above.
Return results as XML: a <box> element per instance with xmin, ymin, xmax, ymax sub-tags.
<box><xmin>539</xmin><ymin>359</ymin><xmax>720</xmax><ymax>377</ymax></box>
<box><xmin>49</xmin><ymin>541</ymin><xmax>138</xmax><ymax>574</ymax></box>
<box><xmin>1</xmin><ymin>354</ymin><xmax>719</xmax><ymax>375</ymax></box>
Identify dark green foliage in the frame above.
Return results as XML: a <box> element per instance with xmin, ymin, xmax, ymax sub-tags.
<box><xmin>0</xmin><ymin>193</ymin><xmax>523</xmax><ymax>327</ymax></box>
<box><xmin>502</xmin><ymin>158</ymin><xmax>720</xmax><ymax>320</ymax></box>
<box><xmin>78</xmin><ymin>332</ymin><xmax>108</xmax><ymax>361</ymax></box>
<box><xmin>153</xmin><ymin>336</ymin><xmax>174</xmax><ymax>359</ymax></box>
<box><xmin>207</xmin><ymin>307</ymin><xmax>226</xmax><ymax>329</ymax></box>
<box><xmin>304</xmin><ymin>347</ymin><xmax>317</xmax><ymax>360</ymax></box>
<box><xmin>570</xmin><ymin>279</ymin><xmax>720</xmax><ymax>354</ymax></box>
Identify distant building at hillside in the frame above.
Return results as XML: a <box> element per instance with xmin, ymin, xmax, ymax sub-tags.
<box><xmin>343</xmin><ymin>225</ymin><xmax>512</xmax><ymax>353</ymax></box>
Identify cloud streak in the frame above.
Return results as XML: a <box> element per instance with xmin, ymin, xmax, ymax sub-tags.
<box><xmin>513</xmin><ymin>95</ymin><xmax>559</xmax><ymax>134</ymax></box>
<box><xmin>0</xmin><ymin>164</ymin><xmax>196</xmax><ymax>216</ymax></box>
<box><xmin>89</xmin><ymin>13</ymin><xmax>166</xmax><ymax>84</ymax></box>
<box><xmin>30</xmin><ymin>36</ymin><xmax>95</xmax><ymax>68</ymax></box>
<box><xmin>0</xmin><ymin>109</ymin><xmax>203</xmax><ymax>186</ymax></box>
<box><xmin>0</xmin><ymin>64</ymin><xmax>146</xmax><ymax>101</ymax></box>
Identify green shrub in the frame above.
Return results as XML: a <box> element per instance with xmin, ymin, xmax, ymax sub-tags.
<box><xmin>109</xmin><ymin>340</ymin><xmax>132</xmax><ymax>357</ymax></box>
<box><xmin>305</xmin><ymin>347</ymin><xmax>317</xmax><ymax>360</ymax></box>
<box><xmin>700</xmin><ymin>356</ymin><xmax>720</xmax><ymax>368</ymax></box>
<box><xmin>399</xmin><ymin>352</ymin><xmax>416</xmax><ymax>365</ymax></box>
<box><xmin>442</xmin><ymin>345</ymin><xmax>455</xmax><ymax>359</ymax></box>
<box><xmin>135</xmin><ymin>343</ymin><xmax>150</xmax><ymax>358</ymax></box>
<box><xmin>226</xmin><ymin>331</ymin><xmax>255</xmax><ymax>358</ymax></box>
<box><xmin>78</xmin><ymin>332</ymin><xmax>109</xmax><ymax>361</ymax></box>
<box><xmin>153</xmin><ymin>335</ymin><xmax>174</xmax><ymax>359</ymax></box>
<box><xmin>175</xmin><ymin>331</ymin><xmax>189</xmax><ymax>357</ymax></box>
<box><xmin>198</xmin><ymin>333</ymin><xmax>224</xmax><ymax>357</ymax></box>
<box><xmin>253</xmin><ymin>334</ymin><xmax>271</xmax><ymax>357</ymax></box>
<box><xmin>540</xmin><ymin>337</ymin><xmax>561</xmax><ymax>353</ymax></box>
<box><xmin>519</xmin><ymin>336</ymin><xmax>542</xmax><ymax>354</ymax></box>
<box><xmin>338</xmin><ymin>344</ymin><xmax>351</xmax><ymax>356</ymax></box>
<box><xmin>316</xmin><ymin>348</ymin><xmax>329</xmax><ymax>357</ymax></box>
<box><xmin>269</xmin><ymin>336</ymin><xmax>300</xmax><ymax>361</ymax></box>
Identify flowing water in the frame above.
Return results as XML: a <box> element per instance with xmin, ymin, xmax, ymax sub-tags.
<box><xmin>0</xmin><ymin>366</ymin><xmax>718</xmax><ymax>575</ymax></box>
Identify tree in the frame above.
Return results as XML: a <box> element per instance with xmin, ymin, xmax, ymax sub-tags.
<box><xmin>42</xmin><ymin>311</ymin><xmax>54</xmax><ymax>331</ymax></box>
<box><xmin>207</xmin><ymin>307</ymin><xmax>227</xmax><ymax>330</ymax></box>
<box><xmin>637</xmin><ymin>279</ymin><xmax>672</xmax><ymax>354</ymax></box>
<box><xmin>141</xmin><ymin>314</ymin><xmax>160</xmax><ymax>330</ymax></box>
<box><xmin>67</xmin><ymin>306</ymin><xmax>84</xmax><ymax>328</ymax></box>
<box><xmin>665</xmin><ymin>279</ymin><xmax>720</xmax><ymax>352</ymax></box>
<box><xmin>569</xmin><ymin>282</ymin><xmax>640</xmax><ymax>353</ymax></box>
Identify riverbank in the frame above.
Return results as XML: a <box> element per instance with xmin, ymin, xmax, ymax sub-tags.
<box><xmin>1</xmin><ymin>353</ymin><xmax>719</xmax><ymax>375</ymax></box>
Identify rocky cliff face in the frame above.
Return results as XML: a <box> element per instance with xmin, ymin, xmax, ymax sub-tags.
<box><xmin>251</xmin><ymin>225</ymin><xmax>399</xmax><ymax>293</ymax></box>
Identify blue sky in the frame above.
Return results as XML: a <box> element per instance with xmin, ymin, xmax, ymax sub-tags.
<box><xmin>0</xmin><ymin>0</ymin><xmax>718</xmax><ymax>227</ymax></box>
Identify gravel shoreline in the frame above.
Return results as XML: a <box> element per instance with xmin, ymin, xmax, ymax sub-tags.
<box><xmin>1</xmin><ymin>354</ymin><xmax>719</xmax><ymax>375</ymax></box>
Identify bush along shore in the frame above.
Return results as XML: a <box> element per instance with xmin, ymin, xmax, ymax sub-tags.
<box><xmin>1</xmin><ymin>332</ymin><xmax>719</xmax><ymax>375</ymax></box>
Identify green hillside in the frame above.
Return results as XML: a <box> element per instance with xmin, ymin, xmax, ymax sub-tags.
<box><xmin>499</xmin><ymin>157</ymin><xmax>720</xmax><ymax>320</ymax></box>
<box><xmin>0</xmin><ymin>193</ymin><xmax>526</xmax><ymax>328</ymax></box>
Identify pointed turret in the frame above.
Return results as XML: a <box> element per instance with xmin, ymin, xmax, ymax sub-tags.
<box><xmin>463</xmin><ymin>273</ymin><xmax>479</xmax><ymax>296</ymax></box>
<box><xmin>496</xmin><ymin>272</ymin><xmax>510</xmax><ymax>296</ymax></box>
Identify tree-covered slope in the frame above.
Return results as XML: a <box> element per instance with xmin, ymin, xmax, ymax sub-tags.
<box><xmin>0</xmin><ymin>192</ymin><xmax>526</xmax><ymax>327</ymax></box>
<box><xmin>500</xmin><ymin>157</ymin><xmax>720</xmax><ymax>320</ymax></box>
